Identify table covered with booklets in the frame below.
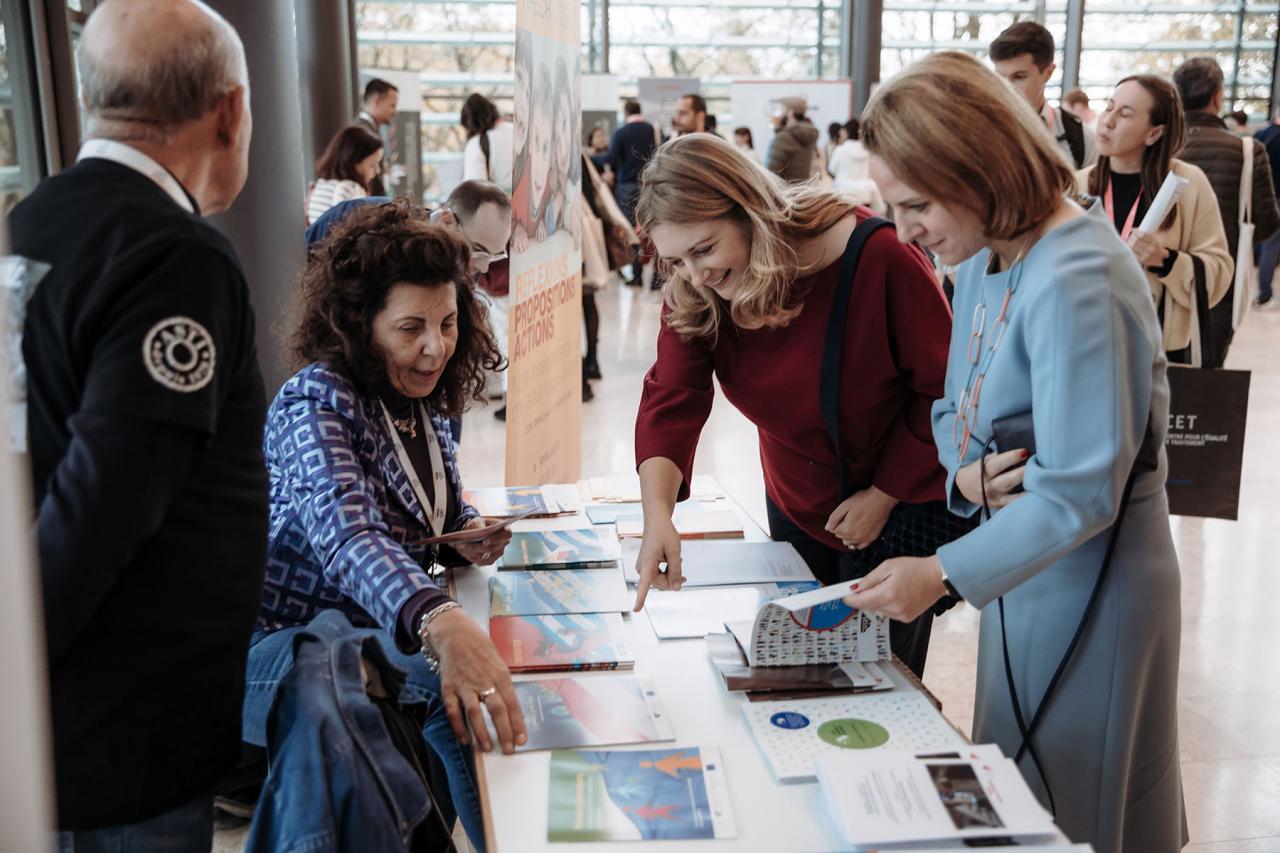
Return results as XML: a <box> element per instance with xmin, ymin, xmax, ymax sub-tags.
<box><xmin>450</xmin><ymin>476</ymin><xmax>1087</xmax><ymax>852</ymax></box>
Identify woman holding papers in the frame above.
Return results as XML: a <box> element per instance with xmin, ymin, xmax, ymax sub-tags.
<box><xmin>847</xmin><ymin>52</ymin><xmax>1185</xmax><ymax>852</ymax></box>
<box><xmin>1082</xmin><ymin>75</ymin><xmax>1231</xmax><ymax>362</ymax></box>
<box><xmin>631</xmin><ymin>133</ymin><xmax>964</xmax><ymax>677</ymax></box>
<box><xmin>247</xmin><ymin>201</ymin><xmax>522</xmax><ymax>849</ymax></box>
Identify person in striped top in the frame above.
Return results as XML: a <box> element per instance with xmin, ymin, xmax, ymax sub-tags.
<box><xmin>305</xmin><ymin>125</ymin><xmax>383</xmax><ymax>225</ymax></box>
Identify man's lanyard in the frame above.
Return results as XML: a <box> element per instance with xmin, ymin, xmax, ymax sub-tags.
<box><xmin>77</xmin><ymin>139</ymin><xmax>195</xmax><ymax>214</ymax></box>
<box><xmin>379</xmin><ymin>400</ymin><xmax>447</xmax><ymax>537</ymax></box>
<box><xmin>1103</xmin><ymin>179</ymin><xmax>1142</xmax><ymax>242</ymax></box>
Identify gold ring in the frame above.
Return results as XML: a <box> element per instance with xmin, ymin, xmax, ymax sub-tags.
<box><xmin>478</xmin><ymin>687</ymin><xmax>497</xmax><ymax>700</ymax></box>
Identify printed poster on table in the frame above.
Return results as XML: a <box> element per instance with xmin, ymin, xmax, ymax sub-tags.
<box><xmin>548</xmin><ymin>747</ymin><xmax>737</xmax><ymax>842</ymax></box>
<box><xmin>506</xmin><ymin>0</ymin><xmax>583</xmax><ymax>486</ymax></box>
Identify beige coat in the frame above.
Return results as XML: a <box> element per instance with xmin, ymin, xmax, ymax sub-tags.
<box><xmin>1077</xmin><ymin>159</ymin><xmax>1232</xmax><ymax>353</ymax></box>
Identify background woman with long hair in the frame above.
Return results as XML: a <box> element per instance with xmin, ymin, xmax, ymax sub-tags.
<box><xmin>630</xmin><ymin>134</ymin><xmax>968</xmax><ymax>677</ymax></box>
<box><xmin>461</xmin><ymin>92</ymin><xmax>514</xmax><ymax>193</ymax></box>
<box><xmin>1083</xmin><ymin>75</ymin><xmax>1231</xmax><ymax>363</ymax></box>
<box><xmin>306</xmin><ymin>126</ymin><xmax>383</xmax><ymax>225</ymax></box>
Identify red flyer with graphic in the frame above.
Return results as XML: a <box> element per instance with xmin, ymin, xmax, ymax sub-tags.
<box><xmin>489</xmin><ymin>613</ymin><xmax>634</xmax><ymax>672</ymax></box>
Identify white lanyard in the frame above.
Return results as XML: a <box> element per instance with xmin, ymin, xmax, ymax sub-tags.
<box><xmin>77</xmin><ymin>139</ymin><xmax>195</xmax><ymax>213</ymax></box>
<box><xmin>379</xmin><ymin>400</ymin><xmax>448</xmax><ymax>538</ymax></box>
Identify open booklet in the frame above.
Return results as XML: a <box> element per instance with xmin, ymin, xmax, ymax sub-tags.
<box><xmin>817</xmin><ymin>745</ymin><xmax>1059</xmax><ymax>849</ymax></box>
<box><xmin>724</xmin><ymin>580</ymin><xmax>889</xmax><ymax>667</ymax></box>
<box><xmin>706</xmin><ymin>631</ymin><xmax>893</xmax><ymax>697</ymax></box>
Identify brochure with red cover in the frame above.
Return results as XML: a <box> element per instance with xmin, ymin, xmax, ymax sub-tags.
<box><xmin>489</xmin><ymin>613</ymin><xmax>634</xmax><ymax>673</ymax></box>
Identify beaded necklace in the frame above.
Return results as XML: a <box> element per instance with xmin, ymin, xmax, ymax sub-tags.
<box><xmin>952</xmin><ymin>238</ymin><xmax>1034</xmax><ymax>458</ymax></box>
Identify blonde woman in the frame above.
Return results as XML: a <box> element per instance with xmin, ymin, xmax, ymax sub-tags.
<box><xmin>630</xmin><ymin>134</ymin><xmax>965</xmax><ymax>677</ymax></box>
<box><xmin>845</xmin><ymin>52</ymin><xmax>1184</xmax><ymax>851</ymax></box>
<box><xmin>1084</xmin><ymin>74</ymin><xmax>1231</xmax><ymax>363</ymax></box>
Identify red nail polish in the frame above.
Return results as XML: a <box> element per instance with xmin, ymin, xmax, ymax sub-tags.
<box><xmin>850</xmin><ymin>582</ymin><xmax>860</xmax><ymax>591</ymax></box>
<box><xmin>1020</xmin><ymin>450</ymin><xmax>1030</xmax><ymax>460</ymax></box>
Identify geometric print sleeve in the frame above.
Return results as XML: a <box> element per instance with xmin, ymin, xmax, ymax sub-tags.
<box><xmin>269</xmin><ymin>384</ymin><xmax>441</xmax><ymax>637</ymax></box>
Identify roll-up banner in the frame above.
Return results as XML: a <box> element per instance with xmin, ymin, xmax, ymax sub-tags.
<box><xmin>506</xmin><ymin>0</ymin><xmax>583</xmax><ymax>485</ymax></box>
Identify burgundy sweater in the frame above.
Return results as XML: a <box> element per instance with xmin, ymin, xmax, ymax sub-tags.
<box><xmin>635</xmin><ymin>219</ymin><xmax>952</xmax><ymax>551</ymax></box>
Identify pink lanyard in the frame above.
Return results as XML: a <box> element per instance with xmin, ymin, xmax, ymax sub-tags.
<box><xmin>1103</xmin><ymin>179</ymin><xmax>1142</xmax><ymax>242</ymax></box>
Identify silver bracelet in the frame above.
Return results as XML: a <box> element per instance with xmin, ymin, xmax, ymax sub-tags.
<box><xmin>417</xmin><ymin>600</ymin><xmax>462</xmax><ymax>672</ymax></box>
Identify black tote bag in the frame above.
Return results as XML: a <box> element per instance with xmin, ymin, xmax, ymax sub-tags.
<box><xmin>1164</xmin><ymin>365</ymin><xmax>1250</xmax><ymax>519</ymax></box>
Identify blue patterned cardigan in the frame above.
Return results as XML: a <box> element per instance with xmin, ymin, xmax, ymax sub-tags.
<box><xmin>259</xmin><ymin>363</ymin><xmax>478</xmax><ymax>645</ymax></box>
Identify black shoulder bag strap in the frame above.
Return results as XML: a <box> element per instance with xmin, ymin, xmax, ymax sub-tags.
<box><xmin>1057</xmin><ymin>108</ymin><xmax>1086</xmax><ymax>169</ymax></box>
<box><xmin>820</xmin><ymin>215</ymin><xmax>894</xmax><ymax>500</ymax></box>
<box><xmin>990</xmin><ymin>418</ymin><xmax>1157</xmax><ymax>817</ymax></box>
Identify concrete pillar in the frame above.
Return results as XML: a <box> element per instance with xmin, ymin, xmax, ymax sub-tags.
<box><xmin>1062</xmin><ymin>0</ymin><xmax>1085</xmax><ymax>94</ymax></box>
<box><xmin>207</xmin><ymin>0</ymin><xmax>308</xmax><ymax>394</ymax></box>
<box><xmin>294</xmin><ymin>0</ymin><xmax>358</xmax><ymax>172</ymax></box>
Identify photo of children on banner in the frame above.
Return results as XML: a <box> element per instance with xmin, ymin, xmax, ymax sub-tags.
<box><xmin>512</xmin><ymin>47</ymin><xmax>581</xmax><ymax>252</ymax></box>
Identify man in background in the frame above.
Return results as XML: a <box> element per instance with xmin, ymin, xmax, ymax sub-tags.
<box><xmin>990</xmin><ymin>22</ymin><xmax>1096</xmax><ymax>169</ymax></box>
<box><xmin>354</xmin><ymin>77</ymin><xmax>399</xmax><ymax>195</ymax></box>
<box><xmin>1173</xmin><ymin>57</ymin><xmax>1279</xmax><ymax>359</ymax></box>
<box><xmin>1255</xmin><ymin>106</ymin><xmax>1280</xmax><ymax>306</ymax></box>
<box><xmin>440</xmin><ymin>181</ymin><xmax>515</xmax><ymax>421</ymax></box>
<box><xmin>606</xmin><ymin>99</ymin><xmax>657</xmax><ymax>284</ymax></box>
<box><xmin>767</xmin><ymin>96</ymin><xmax>819</xmax><ymax>183</ymax></box>
<box><xmin>672</xmin><ymin>93</ymin><xmax>707</xmax><ymax>136</ymax></box>
<box><xmin>8</xmin><ymin>0</ymin><xmax>266</xmax><ymax>847</ymax></box>
<box><xmin>1062</xmin><ymin>88</ymin><xmax>1097</xmax><ymax>128</ymax></box>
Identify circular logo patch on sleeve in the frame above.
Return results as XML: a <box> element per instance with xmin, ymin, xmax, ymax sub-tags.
<box><xmin>142</xmin><ymin>316</ymin><xmax>217</xmax><ymax>392</ymax></box>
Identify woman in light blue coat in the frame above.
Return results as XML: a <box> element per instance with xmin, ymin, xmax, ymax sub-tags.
<box><xmin>845</xmin><ymin>52</ymin><xmax>1186</xmax><ymax>852</ymax></box>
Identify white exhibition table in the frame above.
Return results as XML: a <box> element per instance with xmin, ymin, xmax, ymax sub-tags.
<box><xmin>449</xmin><ymin>479</ymin><xmax>1074</xmax><ymax>853</ymax></box>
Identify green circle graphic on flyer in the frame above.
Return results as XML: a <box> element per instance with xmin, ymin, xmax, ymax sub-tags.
<box><xmin>817</xmin><ymin>718</ymin><xmax>890</xmax><ymax>749</ymax></box>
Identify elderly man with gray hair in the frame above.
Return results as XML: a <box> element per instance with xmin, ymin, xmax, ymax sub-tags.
<box><xmin>7</xmin><ymin>1</ymin><xmax>264</xmax><ymax>849</ymax></box>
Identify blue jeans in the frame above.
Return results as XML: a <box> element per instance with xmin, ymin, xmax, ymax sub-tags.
<box><xmin>55</xmin><ymin>795</ymin><xmax>212</xmax><ymax>852</ymax></box>
<box><xmin>1259</xmin><ymin>231</ymin><xmax>1280</xmax><ymax>303</ymax></box>
<box><xmin>244</xmin><ymin>618</ymin><xmax>485</xmax><ymax>851</ymax></box>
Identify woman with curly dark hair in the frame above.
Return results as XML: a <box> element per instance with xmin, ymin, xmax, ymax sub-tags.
<box><xmin>245</xmin><ymin>200</ymin><xmax>520</xmax><ymax>850</ymax></box>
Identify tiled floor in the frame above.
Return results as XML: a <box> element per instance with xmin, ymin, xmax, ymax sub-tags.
<box><xmin>217</xmin><ymin>272</ymin><xmax>1280</xmax><ymax>852</ymax></box>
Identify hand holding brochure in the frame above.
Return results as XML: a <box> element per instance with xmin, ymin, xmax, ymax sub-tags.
<box><xmin>1134</xmin><ymin>172</ymin><xmax>1189</xmax><ymax>235</ymax></box>
<box><xmin>412</xmin><ymin>507</ymin><xmax>537</xmax><ymax>546</ymax></box>
<box><xmin>725</xmin><ymin>580</ymin><xmax>889</xmax><ymax>667</ymax></box>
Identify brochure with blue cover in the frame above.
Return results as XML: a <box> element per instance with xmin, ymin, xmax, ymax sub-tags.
<box><xmin>547</xmin><ymin>746</ymin><xmax>737</xmax><ymax>842</ymax></box>
<box><xmin>489</xmin><ymin>568</ymin><xmax>631</xmax><ymax>616</ymax></box>
<box><xmin>499</xmin><ymin>526</ymin><xmax>622</xmax><ymax>569</ymax></box>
